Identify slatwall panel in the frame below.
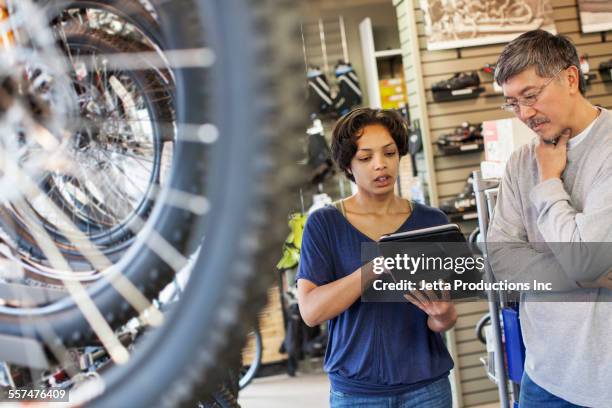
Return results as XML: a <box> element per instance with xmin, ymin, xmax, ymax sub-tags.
<box><xmin>394</xmin><ymin>0</ymin><xmax>612</xmax><ymax>406</ymax></box>
<box><xmin>302</xmin><ymin>18</ymin><xmax>348</xmax><ymax>80</ymax></box>
<box><xmin>401</xmin><ymin>0</ymin><xmax>612</xmax><ymax>210</ymax></box>
<box><xmin>394</xmin><ymin>0</ymin><xmax>439</xmax><ymax>204</ymax></box>
<box><xmin>242</xmin><ymin>287</ymin><xmax>286</xmax><ymax>365</ymax></box>
<box><xmin>419</xmin><ymin>1</ymin><xmax>612</xmax><ymax>191</ymax></box>
<box><xmin>394</xmin><ymin>0</ymin><xmax>416</xmax><ymax>199</ymax></box>
<box><xmin>452</xmin><ymin>300</ymin><xmax>498</xmax><ymax>407</ymax></box>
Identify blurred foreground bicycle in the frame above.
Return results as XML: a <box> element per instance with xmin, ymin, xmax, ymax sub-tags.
<box><xmin>0</xmin><ymin>0</ymin><xmax>303</xmax><ymax>405</ymax></box>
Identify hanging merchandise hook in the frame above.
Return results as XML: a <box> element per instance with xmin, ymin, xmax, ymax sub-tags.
<box><xmin>299</xmin><ymin>188</ymin><xmax>305</xmax><ymax>214</ymax></box>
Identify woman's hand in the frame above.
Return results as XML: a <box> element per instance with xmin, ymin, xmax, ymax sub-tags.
<box><xmin>298</xmin><ymin>257</ymin><xmax>388</xmax><ymax>327</ymax></box>
<box><xmin>404</xmin><ymin>281</ymin><xmax>457</xmax><ymax>332</ymax></box>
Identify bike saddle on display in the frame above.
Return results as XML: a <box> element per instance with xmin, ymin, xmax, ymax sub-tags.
<box><xmin>439</xmin><ymin>176</ymin><xmax>478</xmax><ymax>216</ymax></box>
<box><xmin>436</xmin><ymin>122</ymin><xmax>484</xmax><ymax>155</ymax></box>
<box><xmin>432</xmin><ymin>71</ymin><xmax>480</xmax><ymax>92</ymax></box>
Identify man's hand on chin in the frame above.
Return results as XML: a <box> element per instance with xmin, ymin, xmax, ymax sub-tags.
<box><xmin>535</xmin><ymin>128</ymin><xmax>571</xmax><ymax>182</ymax></box>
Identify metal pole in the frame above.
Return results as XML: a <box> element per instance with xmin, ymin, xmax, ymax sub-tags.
<box><xmin>318</xmin><ymin>18</ymin><xmax>329</xmax><ymax>76</ymax></box>
<box><xmin>300</xmin><ymin>23</ymin><xmax>309</xmax><ymax>73</ymax></box>
<box><xmin>339</xmin><ymin>16</ymin><xmax>349</xmax><ymax>63</ymax></box>
<box><xmin>472</xmin><ymin>171</ymin><xmax>509</xmax><ymax>408</ymax></box>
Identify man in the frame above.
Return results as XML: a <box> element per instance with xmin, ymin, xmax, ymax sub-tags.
<box><xmin>487</xmin><ymin>30</ymin><xmax>612</xmax><ymax>407</ymax></box>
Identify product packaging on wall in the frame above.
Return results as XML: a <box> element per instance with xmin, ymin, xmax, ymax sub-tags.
<box><xmin>420</xmin><ymin>0</ymin><xmax>557</xmax><ymax>50</ymax></box>
<box><xmin>577</xmin><ymin>0</ymin><xmax>612</xmax><ymax>33</ymax></box>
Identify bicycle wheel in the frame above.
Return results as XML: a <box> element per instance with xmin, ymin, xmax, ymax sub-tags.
<box><xmin>44</xmin><ymin>0</ymin><xmax>164</xmax><ymax>48</ymax></box>
<box><xmin>92</xmin><ymin>0</ymin><xmax>305</xmax><ymax>404</ymax></box>
<box><xmin>0</xmin><ymin>26</ymin><xmax>174</xmax><ymax>277</ymax></box>
<box><xmin>0</xmin><ymin>0</ymin><xmax>304</xmax><ymax>406</ymax></box>
<box><xmin>239</xmin><ymin>325</ymin><xmax>263</xmax><ymax>390</ymax></box>
<box><xmin>475</xmin><ymin>313</ymin><xmax>491</xmax><ymax>345</ymax></box>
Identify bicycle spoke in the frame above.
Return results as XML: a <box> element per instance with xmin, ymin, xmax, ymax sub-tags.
<box><xmin>61</xmin><ymin>160</ymin><xmax>138</xmax><ymax>226</ymax></box>
<box><xmin>53</xmin><ymin>145</ymin><xmax>209</xmax><ymax>218</ymax></box>
<box><xmin>78</xmin><ymin>48</ymin><xmax>215</xmax><ymax>72</ymax></box>
<box><xmin>10</xmin><ymin>198</ymin><xmax>130</xmax><ymax>364</ymax></box>
<box><xmin>3</xmin><ymin>153</ymin><xmax>164</xmax><ymax>328</ymax></box>
<box><xmin>158</xmin><ymin>188</ymin><xmax>210</xmax><ymax>216</ymax></box>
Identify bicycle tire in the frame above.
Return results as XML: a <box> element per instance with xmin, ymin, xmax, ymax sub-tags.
<box><xmin>201</xmin><ymin>384</ymin><xmax>240</xmax><ymax>408</ymax></box>
<box><xmin>475</xmin><ymin>313</ymin><xmax>491</xmax><ymax>345</ymax></box>
<box><xmin>0</xmin><ymin>5</ymin><xmax>175</xmax><ymax>257</ymax></box>
<box><xmin>90</xmin><ymin>1</ymin><xmax>305</xmax><ymax>405</ymax></box>
<box><xmin>0</xmin><ymin>0</ymin><xmax>304</xmax><ymax>406</ymax></box>
<box><xmin>239</xmin><ymin>326</ymin><xmax>262</xmax><ymax>390</ymax></box>
<box><xmin>42</xmin><ymin>25</ymin><xmax>172</xmax><ymax>244</ymax></box>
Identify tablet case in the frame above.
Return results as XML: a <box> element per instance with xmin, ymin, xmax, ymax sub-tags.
<box><xmin>376</xmin><ymin>224</ymin><xmax>483</xmax><ymax>300</ymax></box>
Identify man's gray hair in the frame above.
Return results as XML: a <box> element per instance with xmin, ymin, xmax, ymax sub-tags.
<box><xmin>495</xmin><ymin>29</ymin><xmax>585</xmax><ymax>94</ymax></box>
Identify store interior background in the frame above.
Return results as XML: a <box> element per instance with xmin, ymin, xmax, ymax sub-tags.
<box><xmin>239</xmin><ymin>0</ymin><xmax>612</xmax><ymax>407</ymax></box>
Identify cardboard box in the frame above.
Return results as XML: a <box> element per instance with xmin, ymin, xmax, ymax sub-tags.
<box><xmin>379</xmin><ymin>85</ymin><xmax>404</xmax><ymax>97</ymax></box>
<box><xmin>383</xmin><ymin>94</ymin><xmax>406</xmax><ymax>102</ymax></box>
<box><xmin>482</xmin><ymin>118</ymin><xmax>535</xmax><ymax>163</ymax></box>
<box><xmin>381</xmin><ymin>101</ymin><xmax>406</xmax><ymax>110</ymax></box>
<box><xmin>381</xmin><ymin>93</ymin><xmax>406</xmax><ymax>110</ymax></box>
<box><xmin>379</xmin><ymin>77</ymin><xmax>408</xmax><ymax>108</ymax></box>
<box><xmin>480</xmin><ymin>160</ymin><xmax>506</xmax><ymax>179</ymax></box>
<box><xmin>379</xmin><ymin>78</ymin><xmax>404</xmax><ymax>87</ymax></box>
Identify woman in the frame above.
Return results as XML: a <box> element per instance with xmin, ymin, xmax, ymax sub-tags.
<box><xmin>297</xmin><ymin>108</ymin><xmax>457</xmax><ymax>407</ymax></box>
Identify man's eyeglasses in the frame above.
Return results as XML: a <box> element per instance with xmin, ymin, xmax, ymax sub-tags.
<box><xmin>500</xmin><ymin>67</ymin><xmax>566</xmax><ymax>113</ymax></box>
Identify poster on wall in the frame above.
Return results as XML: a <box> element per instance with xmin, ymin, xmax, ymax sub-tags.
<box><xmin>420</xmin><ymin>0</ymin><xmax>557</xmax><ymax>51</ymax></box>
<box><xmin>577</xmin><ymin>0</ymin><xmax>612</xmax><ymax>33</ymax></box>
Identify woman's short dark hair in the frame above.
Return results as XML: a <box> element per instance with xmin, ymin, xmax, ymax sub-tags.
<box><xmin>331</xmin><ymin>108</ymin><xmax>409</xmax><ymax>182</ymax></box>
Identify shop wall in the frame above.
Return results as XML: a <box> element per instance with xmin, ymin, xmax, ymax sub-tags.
<box><xmin>394</xmin><ymin>0</ymin><xmax>612</xmax><ymax>406</ymax></box>
<box><xmin>392</xmin><ymin>0</ymin><xmax>439</xmax><ymax>205</ymax></box>
<box><xmin>305</xmin><ymin>1</ymin><xmax>435</xmax><ymax>203</ymax></box>
<box><xmin>305</xmin><ymin>1</ymin><xmax>399</xmax><ymax>107</ymax></box>
<box><xmin>300</xmin><ymin>0</ymin><xmax>407</xmax><ymax>207</ymax></box>
<box><xmin>396</xmin><ymin>0</ymin><xmax>612</xmax><ymax>210</ymax></box>
<box><xmin>422</xmin><ymin>0</ymin><xmax>611</xmax><ymax>209</ymax></box>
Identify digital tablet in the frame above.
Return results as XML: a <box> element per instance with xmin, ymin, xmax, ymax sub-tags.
<box><xmin>374</xmin><ymin>223</ymin><xmax>483</xmax><ymax>301</ymax></box>
<box><xmin>380</xmin><ymin>223</ymin><xmax>464</xmax><ymax>243</ymax></box>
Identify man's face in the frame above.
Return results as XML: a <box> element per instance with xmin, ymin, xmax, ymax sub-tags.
<box><xmin>502</xmin><ymin>67</ymin><xmax>571</xmax><ymax>144</ymax></box>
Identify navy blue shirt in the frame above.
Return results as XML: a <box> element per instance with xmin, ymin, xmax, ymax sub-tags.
<box><xmin>296</xmin><ymin>202</ymin><xmax>454</xmax><ymax>396</ymax></box>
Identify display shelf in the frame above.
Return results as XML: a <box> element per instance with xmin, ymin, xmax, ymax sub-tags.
<box><xmin>360</xmin><ymin>18</ymin><xmax>407</xmax><ymax>109</ymax></box>
<box><xmin>599</xmin><ymin>66</ymin><xmax>612</xmax><ymax>82</ymax></box>
<box><xmin>432</xmin><ymin>87</ymin><xmax>485</xmax><ymax>102</ymax></box>
<box><xmin>374</xmin><ymin>48</ymin><xmax>402</xmax><ymax>58</ymax></box>
<box><xmin>242</xmin><ymin>286</ymin><xmax>286</xmax><ymax>365</ymax></box>
<box><xmin>584</xmin><ymin>73</ymin><xmax>597</xmax><ymax>84</ymax></box>
<box><xmin>436</xmin><ymin>142</ymin><xmax>484</xmax><ymax>156</ymax></box>
<box><xmin>448</xmin><ymin>211</ymin><xmax>479</xmax><ymax>222</ymax></box>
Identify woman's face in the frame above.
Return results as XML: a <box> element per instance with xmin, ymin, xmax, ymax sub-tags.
<box><xmin>349</xmin><ymin>124</ymin><xmax>400</xmax><ymax>196</ymax></box>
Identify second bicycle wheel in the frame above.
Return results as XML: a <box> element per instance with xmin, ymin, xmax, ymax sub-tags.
<box><xmin>0</xmin><ymin>25</ymin><xmax>174</xmax><ymax>277</ymax></box>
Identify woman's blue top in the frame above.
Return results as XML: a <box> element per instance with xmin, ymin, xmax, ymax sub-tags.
<box><xmin>296</xmin><ymin>202</ymin><xmax>454</xmax><ymax>396</ymax></box>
